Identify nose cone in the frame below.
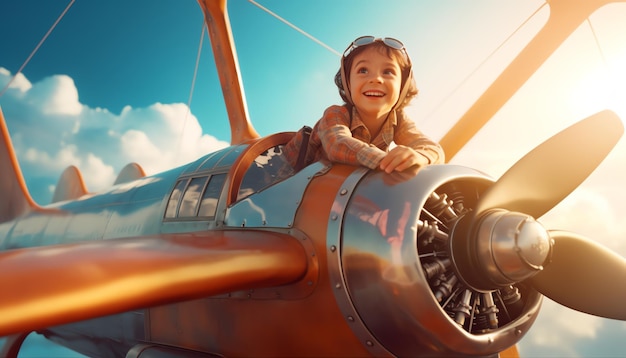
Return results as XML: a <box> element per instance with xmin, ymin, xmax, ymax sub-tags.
<box><xmin>476</xmin><ymin>210</ymin><xmax>553</xmax><ymax>286</ymax></box>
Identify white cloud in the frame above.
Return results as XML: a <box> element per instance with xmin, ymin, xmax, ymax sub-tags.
<box><xmin>0</xmin><ymin>67</ymin><xmax>32</xmax><ymax>93</ymax></box>
<box><xmin>119</xmin><ymin>129</ymin><xmax>167</xmax><ymax>174</ymax></box>
<box><xmin>116</xmin><ymin>104</ymin><xmax>230</xmax><ymax>175</ymax></box>
<box><xmin>541</xmin><ymin>188</ymin><xmax>626</xmax><ymax>252</ymax></box>
<box><xmin>23</xmin><ymin>145</ymin><xmax>80</xmax><ymax>172</ymax></box>
<box><xmin>520</xmin><ymin>300</ymin><xmax>604</xmax><ymax>357</ymax></box>
<box><xmin>0</xmin><ymin>68</ymin><xmax>228</xmax><ymax>201</ymax></box>
<box><xmin>25</xmin><ymin>74</ymin><xmax>83</xmax><ymax>116</ymax></box>
<box><xmin>21</xmin><ymin>145</ymin><xmax>116</xmax><ymax>191</ymax></box>
<box><xmin>81</xmin><ymin>153</ymin><xmax>116</xmax><ymax>190</ymax></box>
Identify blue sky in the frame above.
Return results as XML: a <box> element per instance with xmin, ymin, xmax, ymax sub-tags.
<box><xmin>2</xmin><ymin>1</ymin><xmax>626</xmax><ymax>357</ymax></box>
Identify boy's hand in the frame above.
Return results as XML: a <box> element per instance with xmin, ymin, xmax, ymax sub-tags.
<box><xmin>379</xmin><ymin>145</ymin><xmax>429</xmax><ymax>175</ymax></box>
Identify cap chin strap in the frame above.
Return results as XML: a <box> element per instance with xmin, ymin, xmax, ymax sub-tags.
<box><xmin>339</xmin><ymin>59</ymin><xmax>354</xmax><ymax>106</ymax></box>
<box><xmin>392</xmin><ymin>67</ymin><xmax>413</xmax><ymax>112</ymax></box>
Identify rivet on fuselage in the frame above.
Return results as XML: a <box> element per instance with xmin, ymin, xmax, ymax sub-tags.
<box><xmin>330</xmin><ymin>245</ymin><xmax>337</xmax><ymax>252</ymax></box>
<box><xmin>340</xmin><ymin>189</ymin><xmax>348</xmax><ymax>195</ymax></box>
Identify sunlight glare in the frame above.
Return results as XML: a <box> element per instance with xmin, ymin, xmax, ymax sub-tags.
<box><xmin>571</xmin><ymin>49</ymin><xmax>626</xmax><ymax>124</ymax></box>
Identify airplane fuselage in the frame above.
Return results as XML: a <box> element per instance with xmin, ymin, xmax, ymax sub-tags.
<box><xmin>0</xmin><ymin>131</ymin><xmax>542</xmax><ymax>357</ymax></box>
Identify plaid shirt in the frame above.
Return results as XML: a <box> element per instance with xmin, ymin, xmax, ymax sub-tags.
<box><xmin>284</xmin><ymin>105</ymin><xmax>444</xmax><ymax>171</ymax></box>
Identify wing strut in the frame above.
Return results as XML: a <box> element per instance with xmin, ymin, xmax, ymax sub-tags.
<box><xmin>197</xmin><ymin>0</ymin><xmax>260</xmax><ymax>145</ymax></box>
<box><xmin>439</xmin><ymin>0</ymin><xmax>622</xmax><ymax>160</ymax></box>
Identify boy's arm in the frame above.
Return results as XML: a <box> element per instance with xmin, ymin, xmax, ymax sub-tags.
<box><xmin>396</xmin><ymin>118</ymin><xmax>445</xmax><ymax>165</ymax></box>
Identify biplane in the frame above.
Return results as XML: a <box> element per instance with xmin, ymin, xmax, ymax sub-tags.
<box><xmin>1</xmin><ymin>0</ymin><xmax>626</xmax><ymax>357</ymax></box>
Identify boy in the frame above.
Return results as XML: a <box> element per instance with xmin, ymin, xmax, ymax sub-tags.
<box><xmin>284</xmin><ymin>36</ymin><xmax>444</xmax><ymax>175</ymax></box>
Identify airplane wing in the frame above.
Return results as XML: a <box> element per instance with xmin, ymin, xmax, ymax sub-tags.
<box><xmin>0</xmin><ymin>230</ymin><xmax>308</xmax><ymax>337</ymax></box>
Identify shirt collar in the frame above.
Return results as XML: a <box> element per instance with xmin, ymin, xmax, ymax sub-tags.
<box><xmin>349</xmin><ymin>106</ymin><xmax>364</xmax><ymax>131</ymax></box>
<box><xmin>349</xmin><ymin>107</ymin><xmax>398</xmax><ymax>128</ymax></box>
<box><xmin>350</xmin><ymin>106</ymin><xmax>397</xmax><ymax>147</ymax></box>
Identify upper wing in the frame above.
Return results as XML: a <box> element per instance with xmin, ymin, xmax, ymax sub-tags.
<box><xmin>0</xmin><ymin>230</ymin><xmax>308</xmax><ymax>336</ymax></box>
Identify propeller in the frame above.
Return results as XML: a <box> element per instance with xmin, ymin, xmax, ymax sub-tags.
<box><xmin>529</xmin><ymin>231</ymin><xmax>626</xmax><ymax>319</ymax></box>
<box><xmin>474</xmin><ymin>109</ymin><xmax>623</xmax><ymax>218</ymax></box>
<box><xmin>456</xmin><ymin>110</ymin><xmax>626</xmax><ymax>320</ymax></box>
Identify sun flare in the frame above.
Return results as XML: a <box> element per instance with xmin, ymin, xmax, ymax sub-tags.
<box><xmin>572</xmin><ymin>49</ymin><xmax>626</xmax><ymax>124</ymax></box>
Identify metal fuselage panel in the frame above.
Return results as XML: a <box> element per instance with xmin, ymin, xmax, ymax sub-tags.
<box><xmin>146</xmin><ymin>164</ymin><xmax>374</xmax><ymax>357</ymax></box>
<box><xmin>0</xmin><ymin>144</ymin><xmax>247</xmax><ymax>250</ymax></box>
<box><xmin>0</xmin><ymin>168</ymin><xmax>178</xmax><ymax>250</ymax></box>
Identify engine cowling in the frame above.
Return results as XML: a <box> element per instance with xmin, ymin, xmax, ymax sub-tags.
<box><xmin>327</xmin><ymin>164</ymin><xmax>542</xmax><ymax>357</ymax></box>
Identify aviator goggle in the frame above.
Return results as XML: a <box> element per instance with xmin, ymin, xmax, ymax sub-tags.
<box><xmin>340</xmin><ymin>36</ymin><xmax>413</xmax><ymax>107</ymax></box>
<box><xmin>342</xmin><ymin>36</ymin><xmax>410</xmax><ymax>64</ymax></box>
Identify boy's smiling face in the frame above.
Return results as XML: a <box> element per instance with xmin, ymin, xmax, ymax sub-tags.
<box><xmin>348</xmin><ymin>46</ymin><xmax>403</xmax><ymax>123</ymax></box>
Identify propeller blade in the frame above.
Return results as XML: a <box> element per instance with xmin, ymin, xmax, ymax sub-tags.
<box><xmin>475</xmin><ymin>110</ymin><xmax>623</xmax><ymax>218</ymax></box>
<box><xmin>529</xmin><ymin>230</ymin><xmax>626</xmax><ymax>320</ymax></box>
<box><xmin>0</xmin><ymin>230</ymin><xmax>307</xmax><ymax>336</ymax></box>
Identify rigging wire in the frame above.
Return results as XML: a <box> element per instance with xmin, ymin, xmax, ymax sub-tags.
<box><xmin>421</xmin><ymin>1</ymin><xmax>549</xmax><ymax>126</ymax></box>
<box><xmin>247</xmin><ymin>0</ymin><xmax>341</xmax><ymax>57</ymax></box>
<box><xmin>586</xmin><ymin>18</ymin><xmax>608</xmax><ymax>67</ymax></box>
<box><xmin>0</xmin><ymin>0</ymin><xmax>75</xmax><ymax>98</ymax></box>
<box><xmin>247</xmin><ymin>0</ymin><xmax>551</xmax><ymax>130</ymax></box>
<box><xmin>586</xmin><ymin>17</ymin><xmax>619</xmax><ymax>111</ymax></box>
<box><xmin>176</xmin><ymin>21</ymin><xmax>207</xmax><ymax>157</ymax></box>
